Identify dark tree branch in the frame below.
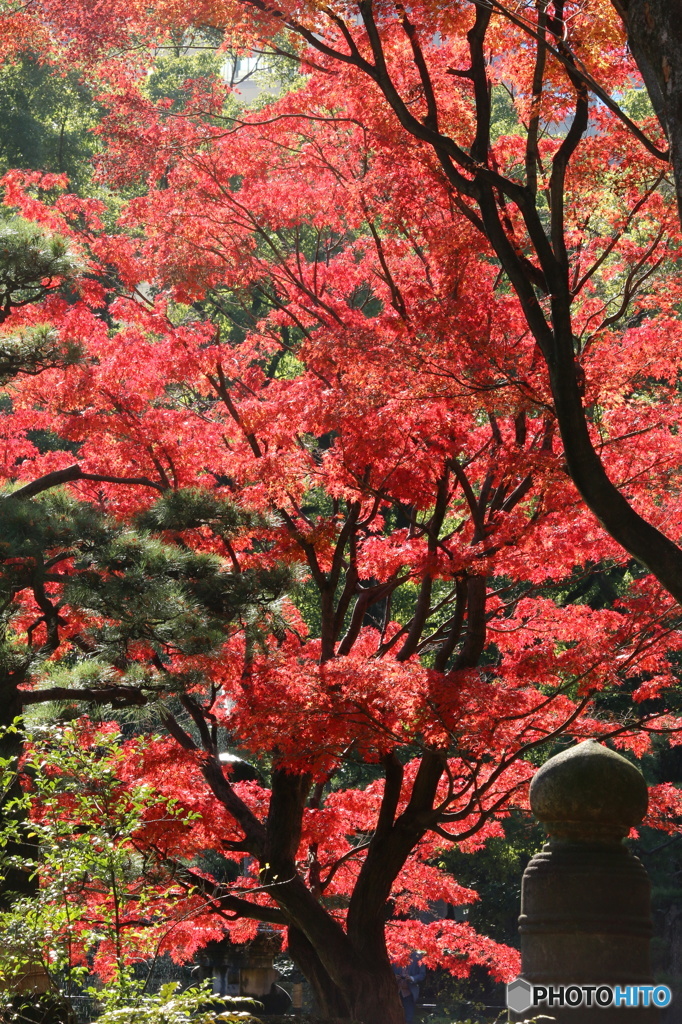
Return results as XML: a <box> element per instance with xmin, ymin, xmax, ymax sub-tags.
<box><xmin>7</xmin><ymin>464</ymin><xmax>165</xmax><ymax>499</ymax></box>
<box><xmin>19</xmin><ymin>684</ymin><xmax>156</xmax><ymax>707</ymax></box>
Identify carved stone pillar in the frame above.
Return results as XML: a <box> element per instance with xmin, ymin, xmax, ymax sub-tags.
<box><xmin>508</xmin><ymin>739</ymin><xmax>661</xmax><ymax>1022</ymax></box>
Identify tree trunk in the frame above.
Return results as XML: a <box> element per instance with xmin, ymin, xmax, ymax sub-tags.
<box><xmin>612</xmin><ymin>0</ymin><xmax>682</xmax><ymax>221</ymax></box>
<box><xmin>288</xmin><ymin>927</ymin><xmax>352</xmax><ymax>1018</ymax></box>
<box><xmin>288</xmin><ymin>925</ymin><xmax>406</xmax><ymax>1023</ymax></box>
<box><xmin>346</xmin><ymin>963</ymin><xmax>406</xmax><ymax>1024</ymax></box>
<box><xmin>0</xmin><ymin>674</ymin><xmax>36</xmax><ymax>908</ymax></box>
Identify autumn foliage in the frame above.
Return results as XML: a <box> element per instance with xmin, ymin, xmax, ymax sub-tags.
<box><xmin>1</xmin><ymin>1</ymin><xmax>682</xmax><ymax>1021</ymax></box>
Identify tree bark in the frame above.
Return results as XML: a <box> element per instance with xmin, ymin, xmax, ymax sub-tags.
<box><xmin>288</xmin><ymin>927</ymin><xmax>352</xmax><ymax>1018</ymax></box>
<box><xmin>344</xmin><ymin>964</ymin><xmax>406</xmax><ymax>1024</ymax></box>
<box><xmin>0</xmin><ymin>671</ymin><xmax>36</xmax><ymax>907</ymax></box>
<box><xmin>262</xmin><ymin>770</ymin><xmax>407</xmax><ymax>1022</ymax></box>
<box><xmin>612</xmin><ymin>0</ymin><xmax>682</xmax><ymax>221</ymax></box>
<box><xmin>288</xmin><ymin>926</ymin><xmax>407</xmax><ymax>1023</ymax></box>
<box><xmin>277</xmin><ymin>885</ymin><xmax>406</xmax><ymax>1022</ymax></box>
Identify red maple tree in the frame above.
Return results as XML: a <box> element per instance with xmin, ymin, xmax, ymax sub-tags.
<box><xmin>2</xmin><ymin>3</ymin><xmax>682</xmax><ymax>1021</ymax></box>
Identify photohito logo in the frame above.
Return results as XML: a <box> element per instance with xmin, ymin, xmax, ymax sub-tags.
<box><xmin>506</xmin><ymin>977</ymin><xmax>672</xmax><ymax>1013</ymax></box>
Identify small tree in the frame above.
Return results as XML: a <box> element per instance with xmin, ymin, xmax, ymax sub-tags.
<box><xmin>0</xmin><ymin>719</ymin><xmax>226</xmax><ymax>1004</ymax></box>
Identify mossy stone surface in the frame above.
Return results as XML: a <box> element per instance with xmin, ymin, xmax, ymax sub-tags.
<box><xmin>529</xmin><ymin>738</ymin><xmax>648</xmax><ymax>841</ymax></box>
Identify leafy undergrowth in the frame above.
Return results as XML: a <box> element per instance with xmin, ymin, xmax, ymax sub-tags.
<box><xmin>214</xmin><ymin>1017</ymin><xmax>262</xmax><ymax>1023</ymax></box>
<box><xmin>247</xmin><ymin>1017</ymin><xmax>360</xmax><ymax>1023</ymax></box>
<box><xmin>246</xmin><ymin>1017</ymin><xmax>359</xmax><ymax>1023</ymax></box>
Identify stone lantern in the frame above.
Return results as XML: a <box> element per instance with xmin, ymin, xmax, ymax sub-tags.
<box><xmin>509</xmin><ymin>739</ymin><xmax>661</xmax><ymax>1023</ymax></box>
<box><xmin>198</xmin><ymin>927</ymin><xmax>292</xmax><ymax>1014</ymax></box>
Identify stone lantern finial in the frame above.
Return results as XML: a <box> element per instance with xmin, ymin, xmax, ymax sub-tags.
<box><xmin>530</xmin><ymin>738</ymin><xmax>649</xmax><ymax>843</ymax></box>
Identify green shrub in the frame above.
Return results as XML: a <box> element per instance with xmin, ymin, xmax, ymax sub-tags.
<box><xmin>95</xmin><ymin>982</ymin><xmax>263</xmax><ymax>1024</ymax></box>
<box><xmin>214</xmin><ymin>997</ymin><xmax>264</xmax><ymax>1013</ymax></box>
